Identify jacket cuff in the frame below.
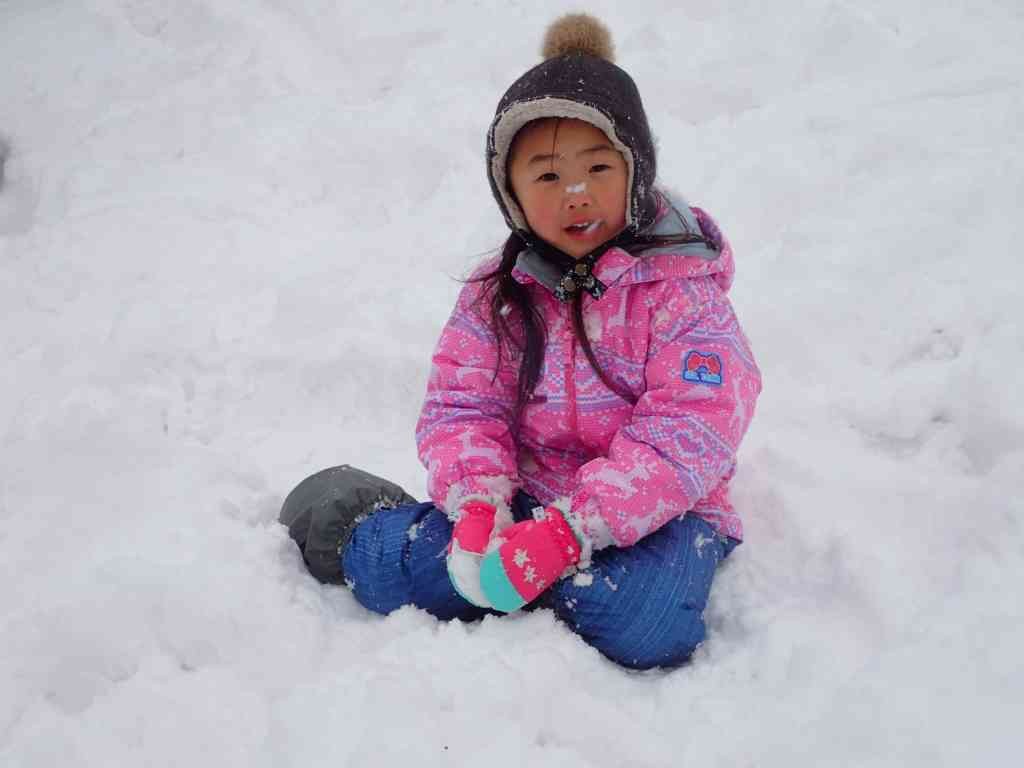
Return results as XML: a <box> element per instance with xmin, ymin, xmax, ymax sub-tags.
<box><xmin>566</xmin><ymin>489</ymin><xmax>617</xmax><ymax>554</ymax></box>
<box><xmin>444</xmin><ymin>475</ymin><xmax>516</xmax><ymax>529</ymax></box>
<box><xmin>545</xmin><ymin>495</ymin><xmax>612</xmax><ymax>571</ymax></box>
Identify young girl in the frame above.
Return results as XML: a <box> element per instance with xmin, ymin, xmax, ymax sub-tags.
<box><xmin>279</xmin><ymin>14</ymin><xmax>761</xmax><ymax>670</ymax></box>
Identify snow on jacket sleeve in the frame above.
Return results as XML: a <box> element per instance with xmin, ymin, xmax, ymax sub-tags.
<box><xmin>569</xmin><ymin>277</ymin><xmax>761</xmax><ymax>549</ymax></box>
<box><xmin>415</xmin><ymin>277</ymin><xmax>520</xmax><ymax>519</ymax></box>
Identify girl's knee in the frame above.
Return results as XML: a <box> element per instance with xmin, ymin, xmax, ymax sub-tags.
<box><xmin>554</xmin><ymin>579</ymin><xmax>708</xmax><ymax>669</ymax></box>
<box><xmin>551</xmin><ymin>516</ymin><xmax>726</xmax><ymax>669</ymax></box>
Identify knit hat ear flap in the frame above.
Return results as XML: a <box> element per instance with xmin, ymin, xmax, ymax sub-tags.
<box><xmin>486</xmin><ymin>15</ymin><xmax>659</xmax><ymax>238</ymax></box>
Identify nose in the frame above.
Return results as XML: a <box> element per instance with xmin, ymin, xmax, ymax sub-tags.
<box><xmin>565</xmin><ymin>184</ymin><xmax>592</xmax><ymax>210</ymax></box>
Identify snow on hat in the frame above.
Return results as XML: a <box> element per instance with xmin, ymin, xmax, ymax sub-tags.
<box><xmin>486</xmin><ymin>14</ymin><xmax>658</xmax><ymax>237</ymax></box>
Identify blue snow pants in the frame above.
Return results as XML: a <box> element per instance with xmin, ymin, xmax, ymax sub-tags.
<box><xmin>342</xmin><ymin>490</ymin><xmax>736</xmax><ymax>670</ymax></box>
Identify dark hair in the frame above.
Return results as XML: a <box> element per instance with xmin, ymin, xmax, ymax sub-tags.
<box><xmin>468</xmin><ymin>196</ymin><xmax>712</xmax><ymax>430</ymax></box>
<box><xmin>468</xmin><ymin>235</ymin><xmax>547</xmax><ymax>431</ymax></box>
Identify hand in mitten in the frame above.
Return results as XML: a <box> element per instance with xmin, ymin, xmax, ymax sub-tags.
<box><xmin>446</xmin><ymin>499</ymin><xmax>502</xmax><ymax>608</ymax></box>
<box><xmin>479</xmin><ymin>506</ymin><xmax>582</xmax><ymax>613</ymax></box>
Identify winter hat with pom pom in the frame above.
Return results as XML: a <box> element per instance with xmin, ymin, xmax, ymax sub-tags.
<box><xmin>487</xmin><ymin>14</ymin><xmax>658</xmax><ymax>238</ymax></box>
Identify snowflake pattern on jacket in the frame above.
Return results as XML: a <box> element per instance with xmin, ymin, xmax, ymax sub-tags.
<box><xmin>415</xmin><ymin>193</ymin><xmax>761</xmax><ymax>550</ymax></box>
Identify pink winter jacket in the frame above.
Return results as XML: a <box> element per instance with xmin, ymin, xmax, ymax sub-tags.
<box><xmin>415</xmin><ymin>194</ymin><xmax>761</xmax><ymax>550</ymax></box>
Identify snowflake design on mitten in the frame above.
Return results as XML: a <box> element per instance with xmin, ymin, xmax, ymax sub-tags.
<box><xmin>514</xmin><ymin>549</ymin><xmax>530</xmax><ymax>568</ymax></box>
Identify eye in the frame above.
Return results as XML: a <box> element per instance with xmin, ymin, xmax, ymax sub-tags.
<box><xmin>590</xmin><ymin>163</ymin><xmax>612</xmax><ymax>173</ymax></box>
<box><xmin>536</xmin><ymin>172</ymin><xmax>559</xmax><ymax>182</ymax></box>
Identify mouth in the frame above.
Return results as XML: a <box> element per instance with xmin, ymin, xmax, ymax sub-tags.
<box><xmin>563</xmin><ymin>219</ymin><xmax>603</xmax><ymax>237</ymax></box>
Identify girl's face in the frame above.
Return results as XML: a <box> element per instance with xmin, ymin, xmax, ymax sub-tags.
<box><xmin>507</xmin><ymin>118</ymin><xmax>628</xmax><ymax>258</ymax></box>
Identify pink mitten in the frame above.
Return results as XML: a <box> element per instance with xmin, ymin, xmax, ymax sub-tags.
<box><xmin>479</xmin><ymin>507</ymin><xmax>582</xmax><ymax>613</ymax></box>
<box><xmin>446</xmin><ymin>499</ymin><xmax>500</xmax><ymax>608</ymax></box>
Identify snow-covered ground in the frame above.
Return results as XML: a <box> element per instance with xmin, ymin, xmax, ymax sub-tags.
<box><xmin>2</xmin><ymin>1</ymin><xmax>1022</xmax><ymax>765</ymax></box>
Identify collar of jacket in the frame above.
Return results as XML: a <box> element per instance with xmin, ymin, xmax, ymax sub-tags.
<box><xmin>510</xmin><ymin>190</ymin><xmax>720</xmax><ymax>297</ymax></box>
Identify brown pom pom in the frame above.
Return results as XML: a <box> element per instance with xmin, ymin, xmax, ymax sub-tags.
<box><xmin>541</xmin><ymin>14</ymin><xmax>615</xmax><ymax>62</ymax></box>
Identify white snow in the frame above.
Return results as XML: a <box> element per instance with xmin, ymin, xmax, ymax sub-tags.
<box><xmin>573</xmin><ymin>572</ymin><xmax>596</xmax><ymax>588</ymax></box>
<box><xmin>2</xmin><ymin>1</ymin><xmax>1022</xmax><ymax>766</ymax></box>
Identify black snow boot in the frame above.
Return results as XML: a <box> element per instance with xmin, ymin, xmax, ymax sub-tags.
<box><xmin>279</xmin><ymin>464</ymin><xmax>417</xmax><ymax>584</ymax></box>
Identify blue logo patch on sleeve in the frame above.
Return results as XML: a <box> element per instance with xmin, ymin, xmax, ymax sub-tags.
<box><xmin>682</xmin><ymin>350</ymin><xmax>723</xmax><ymax>385</ymax></box>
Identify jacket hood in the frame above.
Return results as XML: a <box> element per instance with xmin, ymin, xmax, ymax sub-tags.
<box><xmin>511</xmin><ymin>190</ymin><xmax>735</xmax><ymax>296</ymax></box>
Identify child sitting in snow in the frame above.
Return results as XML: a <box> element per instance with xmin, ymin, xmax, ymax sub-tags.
<box><xmin>279</xmin><ymin>14</ymin><xmax>761</xmax><ymax>670</ymax></box>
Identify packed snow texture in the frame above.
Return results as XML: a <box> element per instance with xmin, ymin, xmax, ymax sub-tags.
<box><xmin>2</xmin><ymin>1</ymin><xmax>1022</xmax><ymax>765</ymax></box>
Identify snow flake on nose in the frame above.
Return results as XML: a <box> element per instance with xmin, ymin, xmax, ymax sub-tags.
<box><xmin>566</xmin><ymin>182</ymin><xmax>587</xmax><ymax>194</ymax></box>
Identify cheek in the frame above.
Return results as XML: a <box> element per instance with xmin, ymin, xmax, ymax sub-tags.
<box><xmin>615</xmin><ymin>178</ymin><xmax>630</xmax><ymax>219</ymax></box>
<box><xmin>519</xmin><ymin>189</ymin><xmax>557</xmax><ymax>228</ymax></box>
<box><xmin>603</xmin><ymin>184</ymin><xmax>628</xmax><ymax>222</ymax></box>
